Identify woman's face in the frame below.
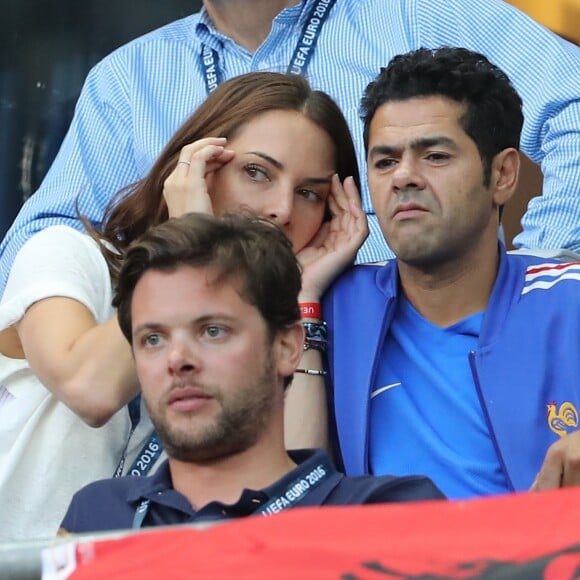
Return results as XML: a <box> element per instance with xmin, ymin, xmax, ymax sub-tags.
<box><xmin>208</xmin><ymin>109</ymin><xmax>336</xmax><ymax>252</ymax></box>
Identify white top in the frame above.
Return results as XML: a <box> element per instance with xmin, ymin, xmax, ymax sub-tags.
<box><xmin>0</xmin><ymin>226</ymin><xmax>155</xmax><ymax>541</ymax></box>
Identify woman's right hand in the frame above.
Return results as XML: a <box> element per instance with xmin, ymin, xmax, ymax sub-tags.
<box><xmin>162</xmin><ymin>138</ymin><xmax>234</xmax><ymax>218</ymax></box>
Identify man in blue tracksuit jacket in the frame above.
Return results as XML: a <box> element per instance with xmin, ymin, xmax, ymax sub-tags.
<box><xmin>323</xmin><ymin>48</ymin><xmax>580</xmax><ymax>499</ymax></box>
<box><xmin>325</xmin><ymin>248</ymin><xmax>580</xmax><ymax>496</ymax></box>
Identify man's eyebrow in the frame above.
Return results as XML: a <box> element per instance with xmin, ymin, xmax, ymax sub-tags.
<box><xmin>247</xmin><ymin>151</ymin><xmax>334</xmax><ymax>184</ymax></box>
<box><xmin>193</xmin><ymin>313</ymin><xmax>237</xmax><ymax>325</ymax></box>
<box><xmin>369</xmin><ymin>136</ymin><xmax>459</xmax><ymax>157</ymax></box>
<box><xmin>133</xmin><ymin>322</ymin><xmax>163</xmax><ymax>336</ymax></box>
<box><xmin>410</xmin><ymin>136</ymin><xmax>459</xmax><ymax>150</ymax></box>
<box><xmin>133</xmin><ymin>314</ymin><xmax>238</xmax><ymax>335</ymax></box>
<box><xmin>368</xmin><ymin>144</ymin><xmax>398</xmax><ymax>157</ymax></box>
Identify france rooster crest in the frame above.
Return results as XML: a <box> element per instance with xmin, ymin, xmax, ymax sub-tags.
<box><xmin>546</xmin><ymin>401</ymin><xmax>579</xmax><ymax>438</ymax></box>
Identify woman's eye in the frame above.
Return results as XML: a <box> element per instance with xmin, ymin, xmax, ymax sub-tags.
<box><xmin>297</xmin><ymin>189</ymin><xmax>323</xmax><ymax>202</ymax></box>
<box><xmin>245</xmin><ymin>164</ymin><xmax>269</xmax><ymax>181</ymax></box>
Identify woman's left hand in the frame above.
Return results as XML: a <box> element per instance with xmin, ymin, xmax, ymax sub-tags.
<box><xmin>296</xmin><ymin>174</ymin><xmax>369</xmax><ymax>302</ymax></box>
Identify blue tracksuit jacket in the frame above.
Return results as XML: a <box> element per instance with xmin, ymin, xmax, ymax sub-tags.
<box><xmin>324</xmin><ymin>245</ymin><xmax>580</xmax><ymax>492</ymax></box>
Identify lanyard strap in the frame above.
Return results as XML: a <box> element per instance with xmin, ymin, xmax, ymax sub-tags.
<box><xmin>113</xmin><ymin>396</ymin><xmax>163</xmax><ymax>478</ymax></box>
<box><xmin>132</xmin><ymin>498</ymin><xmax>151</xmax><ymax>529</ymax></box>
<box><xmin>201</xmin><ymin>44</ymin><xmax>221</xmax><ymax>94</ymax></box>
<box><xmin>254</xmin><ymin>454</ymin><xmax>334</xmax><ymax>515</ymax></box>
<box><xmin>286</xmin><ymin>0</ymin><xmax>336</xmax><ymax>76</ymax></box>
<box><xmin>201</xmin><ymin>0</ymin><xmax>337</xmax><ymax>94</ymax></box>
<box><xmin>114</xmin><ymin>432</ymin><xmax>162</xmax><ymax>478</ymax></box>
<box><xmin>132</xmin><ymin>454</ymin><xmax>334</xmax><ymax>529</ymax></box>
<box><xmin>113</xmin><ymin>396</ymin><xmax>142</xmax><ymax>478</ymax></box>
<box><xmin>126</xmin><ymin>432</ymin><xmax>163</xmax><ymax>477</ymax></box>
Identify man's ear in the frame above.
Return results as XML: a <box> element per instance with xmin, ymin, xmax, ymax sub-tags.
<box><xmin>490</xmin><ymin>147</ymin><xmax>520</xmax><ymax>207</ymax></box>
<box><xmin>275</xmin><ymin>321</ymin><xmax>304</xmax><ymax>378</ymax></box>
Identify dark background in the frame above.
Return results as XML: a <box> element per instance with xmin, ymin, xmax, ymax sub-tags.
<box><xmin>0</xmin><ymin>0</ymin><xmax>202</xmax><ymax>239</ymax></box>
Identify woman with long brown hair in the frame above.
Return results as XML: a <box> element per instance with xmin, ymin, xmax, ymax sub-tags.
<box><xmin>0</xmin><ymin>72</ymin><xmax>367</xmax><ymax>540</ymax></box>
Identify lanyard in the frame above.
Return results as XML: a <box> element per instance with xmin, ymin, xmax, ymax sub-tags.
<box><xmin>127</xmin><ymin>432</ymin><xmax>163</xmax><ymax>477</ymax></box>
<box><xmin>131</xmin><ymin>454</ymin><xmax>335</xmax><ymax>529</ymax></box>
<box><xmin>114</xmin><ymin>432</ymin><xmax>163</xmax><ymax>478</ymax></box>
<box><xmin>254</xmin><ymin>454</ymin><xmax>334</xmax><ymax>516</ymax></box>
<box><xmin>201</xmin><ymin>0</ymin><xmax>337</xmax><ymax>94</ymax></box>
<box><xmin>113</xmin><ymin>397</ymin><xmax>163</xmax><ymax>478</ymax></box>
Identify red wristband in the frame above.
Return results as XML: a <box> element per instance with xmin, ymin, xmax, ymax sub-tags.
<box><xmin>300</xmin><ymin>302</ymin><xmax>322</xmax><ymax>320</ymax></box>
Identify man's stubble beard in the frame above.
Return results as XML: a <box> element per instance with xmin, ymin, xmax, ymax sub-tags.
<box><xmin>146</xmin><ymin>350</ymin><xmax>278</xmax><ymax>463</ymax></box>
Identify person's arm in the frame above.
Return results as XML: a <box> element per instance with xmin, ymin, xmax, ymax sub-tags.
<box><xmin>285</xmin><ymin>176</ymin><xmax>369</xmax><ymax>450</ymax></box>
<box><xmin>284</xmin><ymin>326</ymin><xmax>330</xmax><ymax>450</ymax></box>
<box><xmin>413</xmin><ymin>0</ymin><xmax>580</xmax><ymax>250</ymax></box>
<box><xmin>17</xmin><ymin>304</ymin><xmax>138</xmax><ymax>427</ymax></box>
<box><xmin>2</xmin><ymin>227</ymin><xmax>139</xmax><ymax>427</ymax></box>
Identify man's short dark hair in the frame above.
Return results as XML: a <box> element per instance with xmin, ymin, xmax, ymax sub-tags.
<box><xmin>361</xmin><ymin>47</ymin><xmax>524</xmax><ymax>185</ymax></box>
<box><xmin>113</xmin><ymin>213</ymin><xmax>302</xmax><ymax>382</ymax></box>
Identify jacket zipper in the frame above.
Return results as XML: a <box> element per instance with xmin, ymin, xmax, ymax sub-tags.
<box><xmin>364</xmin><ymin>295</ymin><xmax>395</xmax><ymax>474</ymax></box>
<box><xmin>469</xmin><ymin>350</ymin><xmax>515</xmax><ymax>492</ymax></box>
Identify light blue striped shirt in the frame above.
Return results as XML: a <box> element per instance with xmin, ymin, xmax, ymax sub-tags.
<box><xmin>1</xmin><ymin>0</ymin><xmax>579</xmax><ymax>294</ymax></box>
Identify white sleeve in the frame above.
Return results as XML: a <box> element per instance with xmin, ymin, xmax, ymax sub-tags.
<box><xmin>0</xmin><ymin>226</ymin><xmax>113</xmax><ymax>331</ymax></box>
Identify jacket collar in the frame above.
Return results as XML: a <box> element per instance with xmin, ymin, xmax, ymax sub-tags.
<box><xmin>375</xmin><ymin>243</ymin><xmax>520</xmax><ymax>347</ymax></box>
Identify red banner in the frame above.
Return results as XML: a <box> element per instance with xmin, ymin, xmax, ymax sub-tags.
<box><xmin>66</xmin><ymin>487</ymin><xmax>580</xmax><ymax>579</ymax></box>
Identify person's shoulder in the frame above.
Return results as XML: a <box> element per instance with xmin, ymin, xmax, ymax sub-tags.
<box><xmin>23</xmin><ymin>224</ymin><xmax>90</xmax><ymax>244</ymax></box>
<box><xmin>76</xmin><ymin>475</ymin><xmax>141</xmax><ymax>500</ymax></box>
<box><xmin>507</xmin><ymin>249</ymin><xmax>580</xmax><ymax>298</ymax></box>
<box><xmin>61</xmin><ymin>476</ymin><xmax>143</xmax><ymax>533</ymax></box>
<box><xmin>325</xmin><ymin>261</ymin><xmax>397</xmax><ymax>308</ymax></box>
<box><xmin>334</xmin><ymin>261</ymin><xmax>394</xmax><ymax>287</ymax></box>
<box><xmin>330</xmin><ymin>474</ymin><xmax>445</xmax><ymax>505</ymax></box>
<box><xmin>508</xmin><ymin>248</ymin><xmax>580</xmax><ymax>265</ymax></box>
<box><xmin>12</xmin><ymin>225</ymin><xmax>100</xmax><ymax>266</ymax></box>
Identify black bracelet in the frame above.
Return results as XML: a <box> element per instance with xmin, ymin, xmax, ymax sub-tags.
<box><xmin>303</xmin><ymin>321</ymin><xmax>327</xmax><ymax>353</ymax></box>
<box><xmin>295</xmin><ymin>368</ymin><xmax>327</xmax><ymax>376</ymax></box>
